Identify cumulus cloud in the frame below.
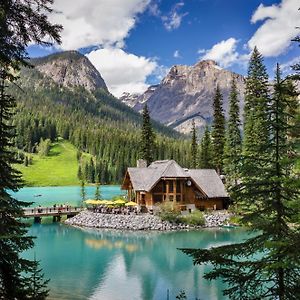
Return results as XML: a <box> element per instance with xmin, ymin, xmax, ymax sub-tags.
<box><xmin>199</xmin><ymin>38</ymin><xmax>248</xmax><ymax>68</ymax></box>
<box><xmin>248</xmin><ymin>0</ymin><xmax>300</xmax><ymax>57</ymax></box>
<box><xmin>162</xmin><ymin>2</ymin><xmax>188</xmax><ymax>31</ymax></box>
<box><xmin>86</xmin><ymin>48</ymin><xmax>158</xmax><ymax>97</ymax></box>
<box><xmin>50</xmin><ymin>0</ymin><xmax>150</xmax><ymax>50</ymax></box>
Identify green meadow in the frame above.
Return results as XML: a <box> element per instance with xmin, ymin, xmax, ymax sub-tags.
<box><xmin>16</xmin><ymin>140</ymin><xmax>80</xmax><ymax>186</ymax></box>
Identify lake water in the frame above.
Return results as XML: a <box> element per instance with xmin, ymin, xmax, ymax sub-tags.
<box><xmin>10</xmin><ymin>185</ymin><xmax>125</xmax><ymax>207</ymax></box>
<box><xmin>14</xmin><ymin>187</ymin><xmax>250</xmax><ymax>300</ymax></box>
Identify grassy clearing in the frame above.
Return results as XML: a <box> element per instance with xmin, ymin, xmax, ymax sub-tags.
<box><xmin>16</xmin><ymin>140</ymin><xmax>80</xmax><ymax>186</ymax></box>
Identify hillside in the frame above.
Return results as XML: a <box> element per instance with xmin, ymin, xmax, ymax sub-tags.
<box><xmin>16</xmin><ymin>140</ymin><xmax>80</xmax><ymax>186</ymax></box>
<box><xmin>10</xmin><ymin>51</ymin><xmax>192</xmax><ymax>184</ymax></box>
<box><xmin>120</xmin><ymin>60</ymin><xmax>245</xmax><ymax>134</ymax></box>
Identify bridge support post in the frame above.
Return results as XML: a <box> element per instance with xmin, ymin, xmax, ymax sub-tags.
<box><xmin>34</xmin><ymin>217</ymin><xmax>41</xmax><ymax>224</ymax></box>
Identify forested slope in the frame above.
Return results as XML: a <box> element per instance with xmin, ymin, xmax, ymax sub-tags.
<box><xmin>10</xmin><ymin>52</ymin><xmax>192</xmax><ymax>184</ymax></box>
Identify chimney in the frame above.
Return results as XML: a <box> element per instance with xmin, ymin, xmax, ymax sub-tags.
<box><xmin>137</xmin><ymin>159</ymin><xmax>147</xmax><ymax>168</ymax></box>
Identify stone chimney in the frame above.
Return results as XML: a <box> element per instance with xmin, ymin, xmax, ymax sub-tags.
<box><xmin>137</xmin><ymin>159</ymin><xmax>147</xmax><ymax>168</ymax></box>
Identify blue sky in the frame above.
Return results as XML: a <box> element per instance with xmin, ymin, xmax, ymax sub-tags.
<box><xmin>28</xmin><ymin>0</ymin><xmax>299</xmax><ymax>97</ymax></box>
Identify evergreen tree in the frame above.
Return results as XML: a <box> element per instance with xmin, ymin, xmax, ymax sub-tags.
<box><xmin>223</xmin><ymin>77</ymin><xmax>242</xmax><ymax>188</ymax></box>
<box><xmin>80</xmin><ymin>181</ymin><xmax>86</xmax><ymax>203</ymax></box>
<box><xmin>190</xmin><ymin>119</ymin><xmax>198</xmax><ymax>168</ymax></box>
<box><xmin>242</xmin><ymin>47</ymin><xmax>270</xmax><ymax>174</ymax></box>
<box><xmin>0</xmin><ymin>0</ymin><xmax>61</xmax><ymax>299</ymax></box>
<box><xmin>211</xmin><ymin>86</ymin><xmax>225</xmax><ymax>174</ymax></box>
<box><xmin>77</xmin><ymin>165</ymin><xmax>82</xmax><ymax>181</ymax></box>
<box><xmin>182</xmin><ymin>64</ymin><xmax>300</xmax><ymax>300</ymax></box>
<box><xmin>198</xmin><ymin>126</ymin><xmax>212</xmax><ymax>168</ymax></box>
<box><xmin>140</xmin><ymin>104</ymin><xmax>155</xmax><ymax>165</ymax></box>
<box><xmin>95</xmin><ymin>182</ymin><xmax>101</xmax><ymax>200</ymax></box>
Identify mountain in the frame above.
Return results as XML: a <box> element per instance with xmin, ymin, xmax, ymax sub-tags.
<box><xmin>121</xmin><ymin>60</ymin><xmax>245</xmax><ymax>134</ymax></box>
<box><xmin>10</xmin><ymin>51</ymin><xmax>191</xmax><ymax>184</ymax></box>
<box><xmin>31</xmin><ymin>50</ymin><xmax>108</xmax><ymax>92</ymax></box>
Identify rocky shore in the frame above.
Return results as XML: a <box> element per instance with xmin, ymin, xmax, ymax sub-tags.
<box><xmin>65</xmin><ymin>210</ymin><xmax>231</xmax><ymax>231</ymax></box>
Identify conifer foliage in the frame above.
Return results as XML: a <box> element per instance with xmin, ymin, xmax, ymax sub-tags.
<box><xmin>223</xmin><ymin>77</ymin><xmax>242</xmax><ymax>188</ymax></box>
<box><xmin>190</xmin><ymin>119</ymin><xmax>198</xmax><ymax>168</ymax></box>
<box><xmin>211</xmin><ymin>86</ymin><xmax>225</xmax><ymax>174</ymax></box>
<box><xmin>140</xmin><ymin>104</ymin><xmax>155</xmax><ymax>166</ymax></box>
<box><xmin>198</xmin><ymin>126</ymin><xmax>212</xmax><ymax>169</ymax></box>
<box><xmin>182</xmin><ymin>55</ymin><xmax>300</xmax><ymax>299</ymax></box>
<box><xmin>0</xmin><ymin>0</ymin><xmax>61</xmax><ymax>298</ymax></box>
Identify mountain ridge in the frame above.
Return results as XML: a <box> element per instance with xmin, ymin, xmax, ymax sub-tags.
<box><xmin>120</xmin><ymin>60</ymin><xmax>245</xmax><ymax>134</ymax></box>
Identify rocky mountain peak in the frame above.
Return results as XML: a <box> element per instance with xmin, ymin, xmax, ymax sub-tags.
<box><xmin>120</xmin><ymin>60</ymin><xmax>245</xmax><ymax>134</ymax></box>
<box><xmin>31</xmin><ymin>50</ymin><xmax>108</xmax><ymax>92</ymax></box>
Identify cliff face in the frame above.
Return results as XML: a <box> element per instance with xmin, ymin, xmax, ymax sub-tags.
<box><xmin>31</xmin><ymin>51</ymin><xmax>108</xmax><ymax>92</ymax></box>
<box><xmin>121</xmin><ymin>60</ymin><xmax>245</xmax><ymax>134</ymax></box>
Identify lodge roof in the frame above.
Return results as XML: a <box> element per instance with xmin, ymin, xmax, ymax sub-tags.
<box><xmin>125</xmin><ymin>160</ymin><xmax>228</xmax><ymax>198</ymax></box>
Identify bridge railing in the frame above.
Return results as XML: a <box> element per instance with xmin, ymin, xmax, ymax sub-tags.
<box><xmin>23</xmin><ymin>206</ymin><xmax>84</xmax><ymax>216</ymax></box>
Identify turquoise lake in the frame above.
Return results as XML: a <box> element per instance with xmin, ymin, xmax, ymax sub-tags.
<box><xmin>13</xmin><ymin>187</ymin><xmax>250</xmax><ymax>300</ymax></box>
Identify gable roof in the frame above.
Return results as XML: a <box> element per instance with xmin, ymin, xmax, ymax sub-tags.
<box><xmin>125</xmin><ymin>160</ymin><xmax>228</xmax><ymax>198</ymax></box>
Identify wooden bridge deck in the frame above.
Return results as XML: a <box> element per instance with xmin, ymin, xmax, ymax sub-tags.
<box><xmin>23</xmin><ymin>206</ymin><xmax>84</xmax><ymax>218</ymax></box>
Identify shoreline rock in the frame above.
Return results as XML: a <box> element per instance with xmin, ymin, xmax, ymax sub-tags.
<box><xmin>65</xmin><ymin>210</ymin><xmax>231</xmax><ymax>231</ymax></box>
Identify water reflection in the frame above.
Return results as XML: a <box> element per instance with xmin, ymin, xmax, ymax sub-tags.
<box><xmin>25</xmin><ymin>224</ymin><xmax>250</xmax><ymax>300</ymax></box>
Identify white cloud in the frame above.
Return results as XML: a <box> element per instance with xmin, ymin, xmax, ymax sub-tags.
<box><xmin>50</xmin><ymin>0</ymin><xmax>150</xmax><ymax>50</ymax></box>
<box><xmin>86</xmin><ymin>48</ymin><xmax>158</xmax><ymax>97</ymax></box>
<box><xmin>280</xmin><ymin>56</ymin><xmax>300</xmax><ymax>74</ymax></box>
<box><xmin>248</xmin><ymin>0</ymin><xmax>300</xmax><ymax>57</ymax></box>
<box><xmin>199</xmin><ymin>38</ymin><xmax>248</xmax><ymax>68</ymax></box>
<box><xmin>162</xmin><ymin>2</ymin><xmax>188</xmax><ymax>31</ymax></box>
<box><xmin>173</xmin><ymin>50</ymin><xmax>181</xmax><ymax>58</ymax></box>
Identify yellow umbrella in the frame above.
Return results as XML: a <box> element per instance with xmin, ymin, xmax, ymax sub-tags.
<box><xmin>85</xmin><ymin>199</ymin><xmax>96</xmax><ymax>204</ymax></box>
<box><xmin>125</xmin><ymin>201</ymin><xmax>138</xmax><ymax>206</ymax></box>
<box><xmin>105</xmin><ymin>201</ymin><xmax>115</xmax><ymax>205</ymax></box>
<box><xmin>114</xmin><ymin>199</ymin><xmax>126</xmax><ymax>205</ymax></box>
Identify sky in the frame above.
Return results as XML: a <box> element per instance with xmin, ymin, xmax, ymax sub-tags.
<box><xmin>27</xmin><ymin>0</ymin><xmax>300</xmax><ymax>97</ymax></box>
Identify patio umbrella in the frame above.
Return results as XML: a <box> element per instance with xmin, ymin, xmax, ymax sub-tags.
<box><xmin>114</xmin><ymin>199</ymin><xmax>126</xmax><ymax>205</ymax></box>
<box><xmin>104</xmin><ymin>201</ymin><xmax>115</xmax><ymax>205</ymax></box>
<box><xmin>85</xmin><ymin>199</ymin><xmax>96</xmax><ymax>204</ymax></box>
<box><xmin>125</xmin><ymin>201</ymin><xmax>138</xmax><ymax>206</ymax></box>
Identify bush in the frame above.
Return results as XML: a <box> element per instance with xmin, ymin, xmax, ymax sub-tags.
<box><xmin>180</xmin><ymin>210</ymin><xmax>205</xmax><ymax>226</ymax></box>
<box><xmin>158</xmin><ymin>201</ymin><xmax>181</xmax><ymax>224</ymax></box>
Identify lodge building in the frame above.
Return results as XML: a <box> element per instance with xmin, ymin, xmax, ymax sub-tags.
<box><xmin>122</xmin><ymin>160</ymin><xmax>229</xmax><ymax>211</ymax></box>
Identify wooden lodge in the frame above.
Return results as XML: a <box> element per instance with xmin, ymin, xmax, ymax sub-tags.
<box><xmin>122</xmin><ymin>160</ymin><xmax>229</xmax><ymax>211</ymax></box>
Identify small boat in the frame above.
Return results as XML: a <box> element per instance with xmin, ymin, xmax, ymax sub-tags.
<box><xmin>34</xmin><ymin>194</ymin><xmax>42</xmax><ymax>197</ymax></box>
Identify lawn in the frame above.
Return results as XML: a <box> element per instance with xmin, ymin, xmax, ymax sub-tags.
<box><xmin>16</xmin><ymin>140</ymin><xmax>80</xmax><ymax>186</ymax></box>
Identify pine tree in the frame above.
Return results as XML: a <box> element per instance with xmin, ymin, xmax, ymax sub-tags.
<box><xmin>77</xmin><ymin>164</ymin><xmax>82</xmax><ymax>180</ymax></box>
<box><xmin>95</xmin><ymin>182</ymin><xmax>101</xmax><ymax>200</ymax></box>
<box><xmin>140</xmin><ymin>104</ymin><xmax>155</xmax><ymax>165</ymax></box>
<box><xmin>80</xmin><ymin>181</ymin><xmax>86</xmax><ymax>203</ymax></box>
<box><xmin>223</xmin><ymin>77</ymin><xmax>242</xmax><ymax>188</ymax></box>
<box><xmin>182</xmin><ymin>64</ymin><xmax>300</xmax><ymax>300</ymax></box>
<box><xmin>0</xmin><ymin>0</ymin><xmax>61</xmax><ymax>298</ymax></box>
<box><xmin>190</xmin><ymin>119</ymin><xmax>198</xmax><ymax>168</ymax></box>
<box><xmin>198</xmin><ymin>126</ymin><xmax>212</xmax><ymax>168</ymax></box>
<box><xmin>211</xmin><ymin>86</ymin><xmax>225</xmax><ymax>174</ymax></box>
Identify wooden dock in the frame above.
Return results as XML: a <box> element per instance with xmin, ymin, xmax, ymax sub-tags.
<box><xmin>23</xmin><ymin>206</ymin><xmax>84</xmax><ymax>222</ymax></box>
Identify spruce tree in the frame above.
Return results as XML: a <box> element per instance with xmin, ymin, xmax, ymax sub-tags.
<box><xmin>182</xmin><ymin>64</ymin><xmax>300</xmax><ymax>300</ymax></box>
<box><xmin>211</xmin><ymin>86</ymin><xmax>225</xmax><ymax>174</ymax></box>
<box><xmin>198</xmin><ymin>126</ymin><xmax>212</xmax><ymax>168</ymax></box>
<box><xmin>80</xmin><ymin>181</ymin><xmax>86</xmax><ymax>203</ymax></box>
<box><xmin>95</xmin><ymin>182</ymin><xmax>101</xmax><ymax>200</ymax></box>
<box><xmin>140</xmin><ymin>104</ymin><xmax>155</xmax><ymax>165</ymax></box>
<box><xmin>223</xmin><ymin>77</ymin><xmax>242</xmax><ymax>188</ymax></box>
<box><xmin>190</xmin><ymin>119</ymin><xmax>198</xmax><ymax>168</ymax></box>
<box><xmin>0</xmin><ymin>0</ymin><xmax>61</xmax><ymax>299</ymax></box>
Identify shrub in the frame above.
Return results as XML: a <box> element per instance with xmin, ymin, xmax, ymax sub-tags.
<box><xmin>180</xmin><ymin>210</ymin><xmax>205</xmax><ymax>226</ymax></box>
<box><xmin>158</xmin><ymin>201</ymin><xmax>181</xmax><ymax>224</ymax></box>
